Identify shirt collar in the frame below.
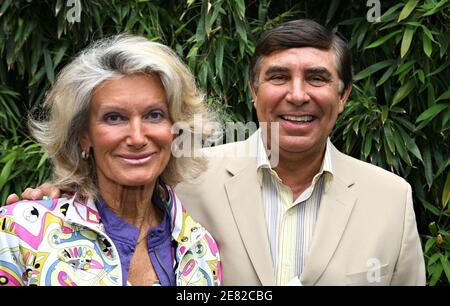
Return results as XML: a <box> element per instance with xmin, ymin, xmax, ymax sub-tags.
<box><xmin>256</xmin><ymin>128</ymin><xmax>334</xmax><ymax>179</ymax></box>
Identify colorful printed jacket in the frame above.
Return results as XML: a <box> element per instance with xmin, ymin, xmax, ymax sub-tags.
<box><xmin>0</xmin><ymin>185</ymin><xmax>222</xmax><ymax>286</ymax></box>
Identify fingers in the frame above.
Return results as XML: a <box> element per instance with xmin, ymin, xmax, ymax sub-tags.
<box><xmin>40</xmin><ymin>183</ymin><xmax>61</xmax><ymax>199</ymax></box>
<box><xmin>6</xmin><ymin>194</ymin><xmax>20</xmax><ymax>205</ymax></box>
<box><xmin>21</xmin><ymin>187</ymin><xmax>44</xmax><ymax>200</ymax></box>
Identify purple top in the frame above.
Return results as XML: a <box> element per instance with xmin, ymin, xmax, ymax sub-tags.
<box><xmin>96</xmin><ymin>190</ymin><xmax>176</xmax><ymax>286</ymax></box>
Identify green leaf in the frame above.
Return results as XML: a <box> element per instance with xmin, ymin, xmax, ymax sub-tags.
<box><xmin>365</xmin><ymin>30</ymin><xmax>402</xmax><ymax>49</ymax></box>
<box><xmin>423</xmin><ymin>32</ymin><xmax>432</xmax><ymax>58</ymax></box>
<box><xmin>376</xmin><ymin>65</ymin><xmax>395</xmax><ymax>87</ymax></box>
<box><xmin>416</xmin><ymin>104</ymin><xmax>447</xmax><ymax>123</ymax></box>
<box><xmin>429</xmin><ymin>222</ymin><xmax>438</xmax><ymax>236</ymax></box>
<box><xmin>440</xmin><ymin>254</ymin><xmax>450</xmax><ymax>283</ymax></box>
<box><xmin>383</xmin><ymin>125</ymin><xmax>396</xmax><ymax>154</ymax></box>
<box><xmin>363</xmin><ymin>132</ymin><xmax>373</xmax><ymax>158</ymax></box>
<box><xmin>422</xmin><ymin>197</ymin><xmax>441</xmax><ymax>216</ymax></box>
<box><xmin>401</xmin><ymin>27</ymin><xmax>416</xmax><ymax>58</ymax></box>
<box><xmin>43</xmin><ymin>49</ymin><xmax>54</xmax><ymax>84</ymax></box>
<box><xmin>423</xmin><ymin>146</ymin><xmax>433</xmax><ymax>188</ymax></box>
<box><xmin>0</xmin><ymin>0</ymin><xmax>12</xmax><ymax>16</ymax></box>
<box><xmin>393</xmin><ymin>131</ymin><xmax>412</xmax><ymax>165</ymax></box>
<box><xmin>424</xmin><ymin>238</ymin><xmax>435</xmax><ymax>254</ymax></box>
<box><xmin>0</xmin><ymin>156</ymin><xmax>15</xmax><ymax>190</ymax></box>
<box><xmin>326</xmin><ymin>0</ymin><xmax>341</xmax><ymax>23</ymax></box>
<box><xmin>443</xmin><ymin>171</ymin><xmax>450</xmax><ymax>209</ymax></box>
<box><xmin>354</xmin><ymin>60</ymin><xmax>396</xmax><ymax>81</ymax></box>
<box><xmin>392</xmin><ymin>80</ymin><xmax>415</xmax><ymax>106</ymax></box>
<box><xmin>436</xmin><ymin>88</ymin><xmax>450</xmax><ymax>102</ymax></box>
<box><xmin>398</xmin><ymin>0</ymin><xmax>420</xmax><ymax>21</ymax></box>
<box><xmin>429</xmin><ymin>261</ymin><xmax>443</xmax><ymax>286</ymax></box>
<box><xmin>215</xmin><ymin>39</ymin><xmax>224</xmax><ymax>83</ymax></box>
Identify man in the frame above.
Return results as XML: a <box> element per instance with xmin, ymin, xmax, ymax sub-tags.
<box><xmin>8</xmin><ymin>19</ymin><xmax>425</xmax><ymax>285</ymax></box>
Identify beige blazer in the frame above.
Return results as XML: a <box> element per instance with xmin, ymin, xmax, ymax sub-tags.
<box><xmin>175</xmin><ymin>133</ymin><xmax>426</xmax><ymax>285</ymax></box>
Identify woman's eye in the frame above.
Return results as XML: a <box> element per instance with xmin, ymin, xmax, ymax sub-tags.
<box><xmin>145</xmin><ymin>110</ymin><xmax>165</xmax><ymax>122</ymax></box>
<box><xmin>104</xmin><ymin>113</ymin><xmax>124</xmax><ymax>124</ymax></box>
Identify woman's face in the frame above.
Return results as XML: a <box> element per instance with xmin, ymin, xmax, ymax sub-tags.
<box><xmin>82</xmin><ymin>74</ymin><xmax>173</xmax><ymax>191</ymax></box>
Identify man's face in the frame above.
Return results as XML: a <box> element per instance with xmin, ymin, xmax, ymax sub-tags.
<box><xmin>251</xmin><ymin>47</ymin><xmax>351</xmax><ymax>157</ymax></box>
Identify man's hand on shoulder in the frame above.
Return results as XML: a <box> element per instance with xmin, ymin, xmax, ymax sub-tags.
<box><xmin>5</xmin><ymin>183</ymin><xmax>61</xmax><ymax>205</ymax></box>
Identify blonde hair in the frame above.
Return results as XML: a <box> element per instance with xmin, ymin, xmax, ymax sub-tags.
<box><xmin>30</xmin><ymin>34</ymin><xmax>216</xmax><ymax>197</ymax></box>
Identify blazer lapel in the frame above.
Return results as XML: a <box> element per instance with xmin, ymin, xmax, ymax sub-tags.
<box><xmin>223</xmin><ymin>138</ymin><xmax>275</xmax><ymax>286</ymax></box>
<box><xmin>301</xmin><ymin>148</ymin><xmax>357</xmax><ymax>285</ymax></box>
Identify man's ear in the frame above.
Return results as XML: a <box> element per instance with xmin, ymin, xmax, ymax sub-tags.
<box><xmin>338</xmin><ymin>83</ymin><xmax>352</xmax><ymax>114</ymax></box>
<box><xmin>248</xmin><ymin>80</ymin><xmax>258</xmax><ymax>108</ymax></box>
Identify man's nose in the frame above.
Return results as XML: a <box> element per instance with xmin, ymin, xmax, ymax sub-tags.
<box><xmin>286</xmin><ymin>79</ymin><xmax>310</xmax><ymax>105</ymax></box>
<box><xmin>126</xmin><ymin>120</ymin><xmax>148</xmax><ymax>148</ymax></box>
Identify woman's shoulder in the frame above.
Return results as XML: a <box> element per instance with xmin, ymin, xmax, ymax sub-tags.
<box><xmin>0</xmin><ymin>197</ymin><xmax>74</xmax><ymax>225</ymax></box>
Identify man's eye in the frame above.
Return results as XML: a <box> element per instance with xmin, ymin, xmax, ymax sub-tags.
<box><xmin>104</xmin><ymin>113</ymin><xmax>124</xmax><ymax>124</ymax></box>
<box><xmin>308</xmin><ymin>76</ymin><xmax>329</xmax><ymax>86</ymax></box>
<box><xmin>268</xmin><ymin>75</ymin><xmax>289</xmax><ymax>84</ymax></box>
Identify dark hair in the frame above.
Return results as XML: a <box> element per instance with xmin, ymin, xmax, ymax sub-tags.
<box><xmin>250</xmin><ymin>19</ymin><xmax>352</xmax><ymax>93</ymax></box>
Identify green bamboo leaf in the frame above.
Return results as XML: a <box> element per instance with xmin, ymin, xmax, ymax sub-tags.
<box><xmin>401</xmin><ymin>27</ymin><xmax>416</xmax><ymax>58</ymax></box>
<box><xmin>354</xmin><ymin>60</ymin><xmax>396</xmax><ymax>81</ymax></box>
<box><xmin>381</xmin><ymin>105</ymin><xmax>389</xmax><ymax>125</ymax></box>
<box><xmin>436</xmin><ymin>88</ymin><xmax>450</xmax><ymax>102</ymax></box>
<box><xmin>0</xmin><ymin>157</ymin><xmax>15</xmax><ymax>190</ymax></box>
<box><xmin>423</xmin><ymin>32</ymin><xmax>432</xmax><ymax>58</ymax></box>
<box><xmin>383</xmin><ymin>125</ymin><xmax>396</xmax><ymax>154</ymax></box>
<box><xmin>429</xmin><ymin>261</ymin><xmax>443</xmax><ymax>286</ymax></box>
<box><xmin>429</xmin><ymin>222</ymin><xmax>438</xmax><ymax>236</ymax></box>
<box><xmin>376</xmin><ymin>65</ymin><xmax>395</xmax><ymax>87</ymax></box>
<box><xmin>423</xmin><ymin>146</ymin><xmax>433</xmax><ymax>188</ymax></box>
<box><xmin>422</xmin><ymin>0</ymin><xmax>449</xmax><ymax>17</ymax></box>
<box><xmin>393</xmin><ymin>60</ymin><xmax>416</xmax><ymax>76</ymax></box>
<box><xmin>440</xmin><ymin>254</ymin><xmax>450</xmax><ymax>282</ymax></box>
<box><xmin>43</xmin><ymin>49</ymin><xmax>54</xmax><ymax>84</ymax></box>
<box><xmin>392</xmin><ymin>80</ymin><xmax>415</xmax><ymax>106</ymax></box>
<box><xmin>416</xmin><ymin>104</ymin><xmax>447</xmax><ymax>123</ymax></box>
<box><xmin>215</xmin><ymin>39</ymin><xmax>224</xmax><ymax>82</ymax></box>
<box><xmin>424</xmin><ymin>238</ymin><xmax>435</xmax><ymax>253</ymax></box>
<box><xmin>0</xmin><ymin>0</ymin><xmax>12</xmax><ymax>16</ymax></box>
<box><xmin>326</xmin><ymin>0</ymin><xmax>341</xmax><ymax>23</ymax></box>
<box><xmin>235</xmin><ymin>0</ymin><xmax>246</xmax><ymax>18</ymax></box>
<box><xmin>380</xmin><ymin>3</ymin><xmax>404</xmax><ymax>20</ymax></box>
<box><xmin>443</xmin><ymin>171</ymin><xmax>450</xmax><ymax>209</ymax></box>
<box><xmin>365</xmin><ymin>30</ymin><xmax>402</xmax><ymax>49</ymax></box>
<box><xmin>363</xmin><ymin>133</ymin><xmax>373</xmax><ymax>158</ymax></box>
<box><xmin>396</xmin><ymin>125</ymin><xmax>422</xmax><ymax>161</ymax></box>
<box><xmin>398</xmin><ymin>0</ymin><xmax>420</xmax><ymax>21</ymax></box>
<box><xmin>393</xmin><ymin>131</ymin><xmax>412</xmax><ymax>165</ymax></box>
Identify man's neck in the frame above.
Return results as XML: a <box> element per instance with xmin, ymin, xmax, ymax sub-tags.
<box><xmin>273</xmin><ymin>143</ymin><xmax>326</xmax><ymax>200</ymax></box>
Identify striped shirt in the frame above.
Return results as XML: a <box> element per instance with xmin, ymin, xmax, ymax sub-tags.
<box><xmin>256</xmin><ymin>130</ymin><xmax>334</xmax><ymax>285</ymax></box>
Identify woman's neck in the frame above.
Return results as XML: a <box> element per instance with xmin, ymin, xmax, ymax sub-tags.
<box><xmin>97</xmin><ymin>177</ymin><xmax>160</xmax><ymax>229</ymax></box>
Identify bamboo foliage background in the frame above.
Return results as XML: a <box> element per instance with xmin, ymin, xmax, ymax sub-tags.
<box><xmin>0</xmin><ymin>0</ymin><xmax>449</xmax><ymax>285</ymax></box>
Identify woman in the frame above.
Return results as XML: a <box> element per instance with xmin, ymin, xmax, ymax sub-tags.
<box><xmin>0</xmin><ymin>34</ymin><xmax>221</xmax><ymax>286</ymax></box>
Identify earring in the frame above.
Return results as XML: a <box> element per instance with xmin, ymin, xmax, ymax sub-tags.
<box><xmin>82</xmin><ymin>149</ymin><xmax>90</xmax><ymax>160</ymax></box>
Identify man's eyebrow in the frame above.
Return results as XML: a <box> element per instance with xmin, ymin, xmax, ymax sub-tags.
<box><xmin>264</xmin><ymin>65</ymin><xmax>290</xmax><ymax>75</ymax></box>
<box><xmin>305</xmin><ymin>67</ymin><xmax>332</xmax><ymax>77</ymax></box>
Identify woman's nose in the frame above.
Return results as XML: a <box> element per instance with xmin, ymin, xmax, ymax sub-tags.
<box><xmin>126</xmin><ymin>120</ymin><xmax>148</xmax><ymax>148</ymax></box>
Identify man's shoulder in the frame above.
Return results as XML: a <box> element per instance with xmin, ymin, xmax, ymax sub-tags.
<box><xmin>332</xmin><ymin>146</ymin><xmax>409</xmax><ymax>189</ymax></box>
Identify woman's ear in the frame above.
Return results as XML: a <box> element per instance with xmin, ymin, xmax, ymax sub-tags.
<box><xmin>79</xmin><ymin>132</ymin><xmax>91</xmax><ymax>153</ymax></box>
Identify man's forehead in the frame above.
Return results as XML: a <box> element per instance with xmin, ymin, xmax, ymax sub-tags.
<box><xmin>260</xmin><ymin>47</ymin><xmax>337</xmax><ymax>72</ymax></box>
